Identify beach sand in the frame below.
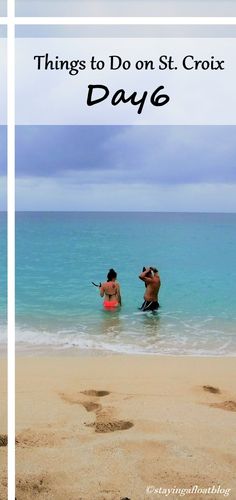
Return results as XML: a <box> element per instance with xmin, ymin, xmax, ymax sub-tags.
<box><xmin>1</xmin><ymin>355</ymin><xmax>236</xmax><ymax>499</ymax></box>
<box><xmin>0</xmin><ymin>353</ymin><xmax>7</xmax><ymax>499</ymax></box>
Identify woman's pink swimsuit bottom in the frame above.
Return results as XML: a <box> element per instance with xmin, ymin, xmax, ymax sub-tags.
<box><xmin>103</xmin><ymin>300</ymin><xmax>119</xmax><ymax>309</ymax></box>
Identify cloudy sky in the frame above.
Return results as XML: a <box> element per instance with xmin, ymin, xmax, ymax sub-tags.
<box><xmin>15</xmin><ymin>0</ymin><xmax>236</xmax><ymax>17</ymax></box>
<box><xmin>0</xmin><ymin>127</ymin><xmax>7</xmax><ymax>173</ymax></box>
<box><xmin>0</xmin><ymin>126</ymin><xmax>7</xmax><ymax>210</ymax></box>
<box><xmin>1</xmin><ymin>20</ymin><xmax>235</xmax><ymax>213</ymax></box>
<box><xmin>12</xmin><ymin>125</ymin><xmax>236</xmax><ymax>212</ymax></box>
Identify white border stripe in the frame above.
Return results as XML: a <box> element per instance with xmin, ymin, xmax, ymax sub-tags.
<box><xmin>7</xmin><ymin>0</ymin><xmax>15</xmax><ymax>498</ymax></box>
<box><xmin>2</xmin><ymin>5</ymin><xmax>236</xmax><ymax>500</ymax></box>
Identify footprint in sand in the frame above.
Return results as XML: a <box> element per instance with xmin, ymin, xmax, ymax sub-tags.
<box><xmin>202</xmin><ymin>385</ymin><xmax>221</xmax><ymax>394</ymax></box>
<box><xmin>0</xmin><ymin>434</ymin><xmax>7</xmax><ymax>447</ymax></box>
<box><xmin>201</xmin><ymin>386</ymin><xmax>236</xmax><ymax>412</ymax></box>
<box><xmin>81</xmin><ymin>401</ymin><xmax>101</xmax><ymax>412</ymax></box>
<box><xmin>59</xmin><ymin>388</ymin><xmax>110</xmax><ymax>406</ymax></box>
<box><xmin>86</xmin><ymin>420</ymin><xmax>134</xmax><ymax>433</ymax></box>
<box><xmin>83</xmin><ymin>389</ymin><xmax>134</xmax><ymax>433</ymax></box>
<box><xmin>60</xmin><ymin>389</ymin><xmax>134</xmax><ymax>433</ymax></box>
<box><xmin>81</xmin><ymin>389</ymin><xmax>110</xmax><ymax>397</ymax></box>
<box><xmin>16</xmin><ymin>473</ymin><xmax>51</xmax><ymax>498</ymax></box>
<box><xmin>15</xmin><ymin>428</ymin><xmax>62</xmax><ymax>448</ymax></box>
<box><xmin>210</xmin><ymin>400</ymin><xmax>236</xmax><ymax>412</ymax></box>
<box><xmin>60</xmin><ymin>393</ymin><xmax>102</xmax><ymax>413</ymax></box>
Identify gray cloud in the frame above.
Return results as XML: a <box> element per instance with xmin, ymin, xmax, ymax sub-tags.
<box><xmin>16</xmin><ymin>126</ymin><xmax>236</xmax><ymax>185</ymax></box>
<box><xmin>0</xmin><ymin>127</ymin><xmax>7</xmax><ymax>176</ymax></box>
<box><xmin>15</xmin><ymin>123</ymin><xmax>236</xmax><ymax>213</ymax></box>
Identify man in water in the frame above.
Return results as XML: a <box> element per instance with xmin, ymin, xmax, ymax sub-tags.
<box><xmin>139</xmin><ymin>267</ymin><xmax>161</xmax><ymax>312</ymax></box>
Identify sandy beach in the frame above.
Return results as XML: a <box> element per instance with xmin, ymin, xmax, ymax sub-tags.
<box><xmin>1</xmin><ymin>355</ymin><xmax>236</xmax><ymax>499</ymax></box>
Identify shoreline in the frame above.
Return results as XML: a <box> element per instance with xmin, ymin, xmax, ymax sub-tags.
<box><xmin>2</xmin><ymin>340</ymin><xmax>236</xmax><ymax>358</ymax></box>
<box><xmin>1</xmin><ymin>354</ymin><xmax>236</xmax><ymax>499</ymax></box>
<box><xmin>13</xmin><ymin>341</ymin><xmax>236</xmax><ymax>357</ymax></box>
<box><xmin>10</xmin><ymin>313</ymin><xmax>236</xmax><ymax>357</ymax></box>
<box><xmin>2</xmin><ymin>335</ymin><xmax>236</xmax><ymax>358</ymax></box>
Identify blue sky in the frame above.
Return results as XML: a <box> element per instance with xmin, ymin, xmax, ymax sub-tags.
<box><xmin>12</xmin><ymin>125</ymin><xmax>236</xmax><ymax>212</ymax></box>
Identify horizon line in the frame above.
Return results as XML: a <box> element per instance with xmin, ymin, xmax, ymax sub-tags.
<box><xmin>1</xmin><ymin>210</ymin><xmax>236</xmax><ymax>215</ymax></box>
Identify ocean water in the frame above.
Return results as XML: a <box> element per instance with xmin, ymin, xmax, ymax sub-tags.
<box><xmin>14</xmin><ymin>212</ymin><xmax>236</xmax><ymax>356</ymax></box>
<box><xmin>0</xmin><ymin>212</ymin><xmax>7</xmax><ymax>341</ymax></box>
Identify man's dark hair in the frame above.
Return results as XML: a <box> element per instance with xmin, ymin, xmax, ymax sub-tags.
<box><xmin>107</xmin><ymin>268</ymin><xmax>117</xmax><ymax>281</ymax></box>
<box><xmin>150</xmin><ymin>267</ymin><xmax>158</xmax><ymax>273</ymax></box>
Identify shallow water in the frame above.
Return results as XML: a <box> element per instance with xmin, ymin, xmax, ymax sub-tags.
<box><xmin>8</xmin><ymin>212</ymin><xmax>236</xmax><ymax>355</ymax></box>
<box><xmin>0</xmin><ymin>212</ymin><xmax>7</xmax><ymax>341</ymax></box>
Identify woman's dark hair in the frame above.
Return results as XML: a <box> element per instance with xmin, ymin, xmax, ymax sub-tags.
<box><xmin>107</xmin><ymin>268</ymin><xmax>117</xmax><ymax>281</ymax></box>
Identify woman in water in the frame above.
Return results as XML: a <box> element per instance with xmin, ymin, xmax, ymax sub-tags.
<box><xmin>99</xmin><ymin>269</ymin><xmax>121</xmax><ymax>309</ymax></box>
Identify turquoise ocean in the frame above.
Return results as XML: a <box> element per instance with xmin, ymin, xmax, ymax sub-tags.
<box><xmin>0</xmin><ymin>212</ymin><xmax>7</xmax><ymax>341</ymax></box>
<box><xmin>2</xmin><ymin>212</ymin><xmax>236</xmax><ymax>355</ymax></box>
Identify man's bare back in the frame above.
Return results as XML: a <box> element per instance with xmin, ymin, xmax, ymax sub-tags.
<box><xmin>144</xmin><ymin>276</ymin><xmax>160</xmax><ymax>301</ymax></box>
<box><xmin>139</xmin><ymin>267</ymin><xmax>161</xmax><ymax>311</ymax></box>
